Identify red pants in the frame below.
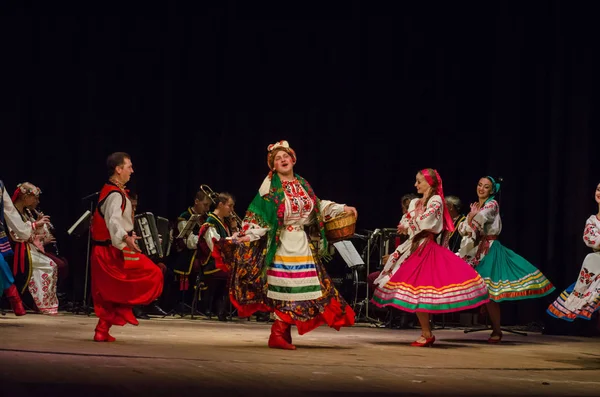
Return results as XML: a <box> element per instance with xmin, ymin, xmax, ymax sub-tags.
<box><xmin>91</xmin><ymin>245</ymin><xmax>163</xmax><ymax>324</ymax></box>
<box><xmin>367</xmin><ymin>270</ymin><xmax>381</xmax><ymax>292</ymax></box>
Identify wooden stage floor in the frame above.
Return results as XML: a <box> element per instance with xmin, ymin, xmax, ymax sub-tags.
<box><xmin>1</xmin><ymin>313</ymin><xmax>599</xmax><ymax>396</ymax></box>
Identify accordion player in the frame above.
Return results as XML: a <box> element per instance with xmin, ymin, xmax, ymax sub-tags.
<box><xmin>134</xmin><ymin>212</ymin><xmax>172</xmax><ymax>263</ymax></box>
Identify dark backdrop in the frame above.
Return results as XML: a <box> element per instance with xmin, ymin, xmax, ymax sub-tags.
<box><xmin>1</xmin><ymin>2</ymin><xmax>597</xmax><ymax>327</ymax></box>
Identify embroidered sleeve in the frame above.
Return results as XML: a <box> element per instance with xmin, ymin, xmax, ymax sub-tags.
<box><xmin>2</xmin><ymin>186</ymin><xmax>32</xmax><ymax>241</ymax></box>
<box><xmin>398</xmin><ymin>199</ymin><xmax>416</xmax><ymax>234</ymax></box>
<box><xmin>103</xmin><ymin>192</ymin><xmax>128</xmax><ymax>249</ymax></box>
<box><xmin>469</xmin><ymin>201</ymin><xmax>498</xmax><ymax>235</ymax></box>
<box><xmin>583</xmin><ymin>217</ymin><xmax>600</xmax><ymax>249</ymax></box>
<box><xmin>458</xmin><ymin>217</ymin><xmax>474</xmax><ymax>238</ymax></box>
<box><xmin>406</xmin><ymin>197</ymin><xmax>442</xmax><ymax>233</ymax></box>
<box><xmin>319</xmin><ymin>200</ymin><xmax>345</xmax><ymax>221</ymax></box>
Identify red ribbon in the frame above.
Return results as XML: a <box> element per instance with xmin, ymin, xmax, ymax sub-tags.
<box><xmin>421</xmin><ymin>169</ymin><xmax>454</xmax><ymax>232</ymax></box>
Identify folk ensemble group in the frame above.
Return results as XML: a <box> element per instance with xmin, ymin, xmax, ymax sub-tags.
<box><xmin>2</xmin><ymin>140</ymin><xmax>599</xmax><ymax>349</ymax></box>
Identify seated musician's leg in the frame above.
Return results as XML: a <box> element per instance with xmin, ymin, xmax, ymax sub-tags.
<box><xmin>28</xmin><ymin>250</ymin><xmax>59</xmax><ymax>315</ymax></box>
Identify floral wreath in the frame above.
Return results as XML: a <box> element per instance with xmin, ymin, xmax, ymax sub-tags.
<box><xmin>12</xmin><ymin>183</ymin><xmax>42</xmax><ymax>202</ymax></box>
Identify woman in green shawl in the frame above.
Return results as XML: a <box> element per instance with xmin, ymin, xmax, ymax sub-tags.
<box><xmin>228</xmin><ymin>140</ymin><xmax>358</xmax><ymax>350</ymax></box>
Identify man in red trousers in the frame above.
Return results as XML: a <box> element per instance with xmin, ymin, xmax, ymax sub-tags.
<box><xmin>90</xmin><ymin>152</ymin><xmax>163</xmax><ymax>342</ymax></box>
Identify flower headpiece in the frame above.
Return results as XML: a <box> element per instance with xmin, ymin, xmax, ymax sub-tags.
<box><xmin>266</xmin><ymin>140</ymin><xmax>297</xmax><ymax>171</ymax></box>
<box><xmin>12</xmin><ymin>182</ymin><xmax>42</xmax><ymax>202</ymax></box>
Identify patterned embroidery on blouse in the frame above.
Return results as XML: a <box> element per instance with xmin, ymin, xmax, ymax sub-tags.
<box><xmin>419</xmin><ymin>200</ymin><xmax>441</xmax><ymax>222</ymax></box>
<box><xmin>407</xmin><ymin>199</ymin><xmax>441</xmax><ymax>232</ymax></box>
<box><xmin>282</xmin><ymin>180</ymin><xmax>313</xmax><ymax>221</ymax></box>
<box><xmin>469</xmin><ymin>201</ymin><xmax>498</xmax><ymax>234</ymax></box>
<box><xmin>404</xmin><ymin>210</ymin><xmax>417</xmax><ymax>232</ymax></box>
<box><xmin>584</xmin><ymin>220</ymin><xmax>599</xmax><ymax>248</ymax></box>
<box><xmin>579</xmin><ymin>267</ymin><xmax>597</xmax><ymax>286</ymax></box>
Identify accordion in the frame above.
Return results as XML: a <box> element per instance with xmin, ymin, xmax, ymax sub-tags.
<box><xmin>134</xmin><ymin>212</ymin><xmax>172</xmax><ymax>262</ymax></box>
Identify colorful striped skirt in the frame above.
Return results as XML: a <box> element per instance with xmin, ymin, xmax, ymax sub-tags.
<box><xmin>230</xmin><ymin>228</ymin><xmax>355</xmax><ymax>334</ymax></box>
<box><xmin>476</xmin><ymin>241</ymin><xmax>555</xmax><ymax>302</ymax></box>
<box><xmin>547</xmin><ymin>252</ymin><xmax>600</xmax><ymax>321</ymax></box>
<box><xmin>372</xmin><ymin>239</ymin><xmax>490</xmax><ymax>313</ymax></box>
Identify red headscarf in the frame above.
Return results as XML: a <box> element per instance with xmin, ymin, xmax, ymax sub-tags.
<box><xmin>421</xmin><ymin>168</ymin><xmax>454</xmax><ymax>232</ymax></box>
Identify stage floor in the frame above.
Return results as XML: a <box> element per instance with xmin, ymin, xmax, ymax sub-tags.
<box><xmin>1</xmin><ymin>313</ymin><xmax>599</xmax><ymax>396</ymax></box>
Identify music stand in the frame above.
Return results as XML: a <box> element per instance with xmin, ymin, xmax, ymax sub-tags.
<box><xmin>176</xmin><ymin>214</ymin><xmax>201</xmax><ymax>240</ymax></box>
<box><xmin>67</xmin><ymin>191</ymin><xmax>98</xmax><ymax>315</ymax></box>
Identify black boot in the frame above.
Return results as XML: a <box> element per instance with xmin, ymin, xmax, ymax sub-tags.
<box><xmin>216</xmin><ymin>295</ymin><xmax>228</xmax><ymax>322</ymax></box>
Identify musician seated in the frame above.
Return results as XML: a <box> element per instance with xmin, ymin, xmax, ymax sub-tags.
<box><xmin>438</xmin><ymin>195</ymin><xmax>465</xmax><ymax>253</ymax></box>
<box><xmin>10</xmin><ymin>182</ymin><xmax>60</xmax><ymax>315</ymax></box>
<box><xmin>172</xmin><ymin>190</ymin><xmax>212</xmax><ymax>302</ymax></box>
<box><xmin>367</xmin><ymin>193</ymin><xmax>418</xmax><ymax>293</ymax></box>
<box><xmin>197</xmin><ymin>193</ymin><xmax>235</xmax><ymax>321</ymax></box>
<box><xmin>21</xmin><ymin>186</ymin><xmax>70</xmax><ymax>302</ymax></box>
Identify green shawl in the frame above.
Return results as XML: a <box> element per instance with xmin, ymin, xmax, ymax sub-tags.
<box><xmin>243</xmin><ymin>173</ymin><xmax>329</xmax><ymax>272</ymax></box>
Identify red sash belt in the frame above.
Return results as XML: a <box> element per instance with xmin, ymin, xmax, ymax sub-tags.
<box><xmin>475</xmin><ymin>235</ymin><xmax>497</xmax><ymax>262</ymax></box>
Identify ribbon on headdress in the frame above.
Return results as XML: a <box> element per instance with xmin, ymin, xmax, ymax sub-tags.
<box><xmin>485</xmin><ymin>176</ymin><xmax>501</xmax><ymax>204</ymax></box>
<box><xmin>421</xmin><ymin>169</ymin><xmax>454</xmax><ymax>232</ymax></box>
<box><xmin>12</xmin><ymin>183</ymin><xmax>41</xmax><ymax>202</ymax></box>
<box><xmin>267</xmin><ymin>140</ymin><xmax>290</xmax><ymax>152</ymax></box>
<box><xmin>11</xmin><ymin>188</ymin><xmax>20</xmax><ymax>202</ymax></box>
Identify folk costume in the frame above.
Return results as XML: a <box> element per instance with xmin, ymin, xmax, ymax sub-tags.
<box><xmin>10</xmin><ymin>184</ymin><xmax>59</xmax><ymax>315</ymax></box>
<box><xmin>173</xmin><ymin>207</ymin><xmax>205</xmax><ymax>291</ymax></box>
<box><xmin>458</xmin><ymin>177</ymin><xmax>554</xmax><ymax>301</ymax></box>
<box><xmin>547</xmin><ymin>215</ymin><xmax>600</xmax><ymax>321</ymax></box>
<box><xmin>197</xmin><ymin>212</ymin><xmax>231</xmax><ymax>319</ymax></box>
<box><xmin>90</xmin><ymin>180</ymin><xmax>163</xmax><ymax>342</ymax></box>
<box><xmin>372</xmin><ymin>169</ymin><xmax>490</xmax><ymax>313</ymax></box>
<box><xmin>227</xmin><ymin>141</ymin><xmax>355</xmax><ymax>349</ymax></box>
<box><xmin>0</xmin><ymin>182</ymin><xmax>30</xmax><ymax>315</ymax></box>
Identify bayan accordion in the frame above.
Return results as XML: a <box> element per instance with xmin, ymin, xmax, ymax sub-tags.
<box><xmin>134</xmin><ymin>212</ymin><xmax>172</xmax><ymax>262</ymax></box>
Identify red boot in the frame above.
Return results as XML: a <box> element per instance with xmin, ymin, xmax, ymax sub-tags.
<box><xmin>94</xmin><ymin>319</ymin><xmax>116</xmax><ymax>342</ymax></box>
<box><xmin>284</xmin><ymin>324</ymin><xmax>293</xmax><ymax>344</ymax></box>
<box><xmin>268</xmin><ymin>320</ymin><xmax>296</xmax><ymax>350</ymax></box>
<box><xmin>4</xmin><ymin>284</ymin><xmax>26</xmax><ymax>316</ymax></box>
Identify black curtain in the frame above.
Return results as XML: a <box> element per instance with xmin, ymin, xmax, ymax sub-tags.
<box><xmin>1</xmin><ymin>1</ymin><xmax>597</xmax><ymax>326</ymax></box>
